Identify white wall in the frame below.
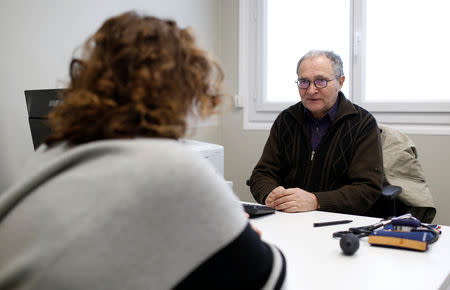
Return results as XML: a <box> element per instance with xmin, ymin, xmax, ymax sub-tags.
<box><xmin>0</xmin><ymin>0</ymin><xmax>221</xmax><ymax>190</ymax></box>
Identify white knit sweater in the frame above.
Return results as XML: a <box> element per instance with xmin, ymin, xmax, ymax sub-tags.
<box><xmin>0</xmin><ymin>139</ymin><xmax>285</xmax><ymax>289</ymax></box>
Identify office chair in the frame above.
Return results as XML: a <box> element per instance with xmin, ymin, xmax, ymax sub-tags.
<box><xmin>377</xmin><ymin>124</ymin><xmax>436</xmax><ymax>223</ymax></box>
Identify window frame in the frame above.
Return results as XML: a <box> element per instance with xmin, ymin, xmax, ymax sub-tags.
<box><xmin>239</xmin><ymin>0</ymin><xmax>450</xmax><ymax>134</ymax></box>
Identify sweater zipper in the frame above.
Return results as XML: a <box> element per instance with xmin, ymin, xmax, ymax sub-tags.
<box><xmin>301</xmin><ymin>124</ymin><xmax>315</xmax><ymax>189</ymax></box>
<box><xmin>305</xmin><ymin>119</ymin><xmax>339</xmax><ymax>188</ymax></box>
<box><xmin>305</xmin><ymin>149</ymin><xmax>314</xmax><ymax>189</ymax></box>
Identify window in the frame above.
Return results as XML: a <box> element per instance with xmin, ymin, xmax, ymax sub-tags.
<box><xmin>239</xmin><ymin>0</ymin><xmax>450</xmax><ymax>134</ymax></box>
<box><xmin>266</xmin><ymin>0</ymin><xmax>349</xmax><ymax>103</ymax></box>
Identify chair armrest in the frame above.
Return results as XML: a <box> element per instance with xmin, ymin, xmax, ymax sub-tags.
<box><xmin>382</xmin><ymin>185</ymin><xmax>402</xmax><ymax>200</ymax></box>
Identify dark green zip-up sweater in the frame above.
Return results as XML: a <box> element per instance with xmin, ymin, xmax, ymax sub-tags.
<box><xmin>249</xmin><ymin>93</ymin><xmax>383</xmax><ymax>215</ymax></box>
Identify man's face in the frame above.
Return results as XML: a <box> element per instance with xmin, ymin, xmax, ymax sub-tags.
<box><xmin>297</xmin><ymin>55</ymin><xmax>345</xmax><ymax>119</ymax></box>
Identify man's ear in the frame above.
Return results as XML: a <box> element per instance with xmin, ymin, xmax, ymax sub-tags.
<box><xmin>338</xmin><ymin>75</ymin><xmax>345</xmax><ymax>91</ymax></box>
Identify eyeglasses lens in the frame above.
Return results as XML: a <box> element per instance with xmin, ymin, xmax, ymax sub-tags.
<box><xmin>299</xmin><ymin>80</ymin><xmax>310</xmax><ymax>89</ymax></box>
<box><xmin>314</xmin><ymin>79</ymin><xmax>327</xmax><ymax>88</ymax></box>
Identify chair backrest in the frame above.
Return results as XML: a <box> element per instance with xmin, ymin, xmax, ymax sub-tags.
<box><xmin>379</xmin><ymin>124</ymin><xmax>436</xmax><ymax>223</ymax></box>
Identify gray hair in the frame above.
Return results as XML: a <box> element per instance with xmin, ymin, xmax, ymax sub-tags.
<box><xmin>296</xmin><ymin>50</ymin><xmax>344</xmax><ymax>77</ymax></box>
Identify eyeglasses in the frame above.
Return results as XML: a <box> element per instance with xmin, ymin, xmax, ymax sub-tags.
<box><xmin>295</xmin><ymin>78</ymin><xmax>337</xmax><ymax>89</ymax></box>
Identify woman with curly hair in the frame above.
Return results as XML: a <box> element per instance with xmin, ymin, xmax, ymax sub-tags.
<box><xmin>0</xmin><ymin>11</ymin><xmax>286</xmax><ymax>290</ymax></box>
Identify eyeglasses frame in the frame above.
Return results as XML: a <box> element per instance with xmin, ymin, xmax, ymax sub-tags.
<box><xmin>295</xmin><ymin>77</ymin><xmax>340</xmax><ymax>89</ymax></box>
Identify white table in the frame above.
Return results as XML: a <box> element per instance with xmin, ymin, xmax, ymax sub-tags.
<box><xmin>250</xmin><ymin>211</ymin><xmax>450</xmax><ymax>290</ymax></box>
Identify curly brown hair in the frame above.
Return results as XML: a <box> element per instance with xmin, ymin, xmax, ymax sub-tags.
<box><xmin>45</xmin><ymin>11</ymin><xmax>224</xmax><ymax>146</ymax></box>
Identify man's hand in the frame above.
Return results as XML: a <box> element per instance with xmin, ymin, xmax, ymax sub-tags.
<box><xmin>265</xmin><ymin>186</ymin><xmax>285</xmax><ymax>207</ymax></box>
<box><xmin>265</xmin><ymin>187</ymin><xmax>318</xmax><ymax>213</ymax></box>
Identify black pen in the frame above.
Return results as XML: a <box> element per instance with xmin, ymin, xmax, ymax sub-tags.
<box><xmin>313</xmin><ymin>220</ymin><xmax>353</xmax><ymax>227</ymax></box>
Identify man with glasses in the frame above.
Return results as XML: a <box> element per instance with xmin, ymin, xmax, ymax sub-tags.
<box><xmin>248</xmin><ymin>50</ymin><xmax>383</xmax><ymax>215</ymax></box>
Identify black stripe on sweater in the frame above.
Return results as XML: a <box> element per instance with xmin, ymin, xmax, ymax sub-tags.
<box><xmin>173</xmin><ymin>223</ymin><xmax>286</xmax><ymax>290</ymax></box>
